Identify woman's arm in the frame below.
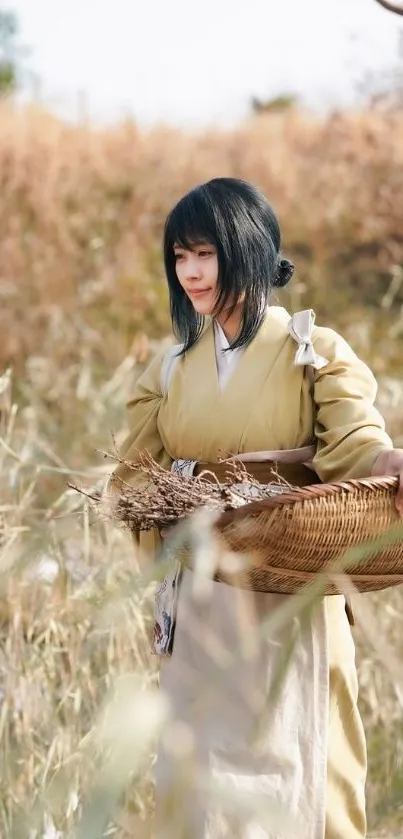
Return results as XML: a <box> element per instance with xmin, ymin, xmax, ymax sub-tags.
<box><xmin>311</xmin><ymin>326</ymin><xmax>403</xmax><ymax>511</ymax></box>
<box><xmin>107</xmin><ymin>348</ymin><xmax>171</xmax><ymax>494</ymax></box>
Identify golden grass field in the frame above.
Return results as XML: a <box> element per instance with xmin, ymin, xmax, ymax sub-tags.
<box><xmin>1</xmin><ymin>101</ymin><xmax>403</xmax><ymax>837</ymax></box>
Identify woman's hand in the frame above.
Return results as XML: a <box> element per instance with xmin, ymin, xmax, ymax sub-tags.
<box><xmin>371</xmin><ymin>449</ymin><xmax>403</xmax><ymax>515</ymax></box>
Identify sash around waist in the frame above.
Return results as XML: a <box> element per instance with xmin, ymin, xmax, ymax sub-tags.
<box><xmin>193</xmin><ymin>459</ymin><xmax>321</xmax><ymax>488</ymax></box>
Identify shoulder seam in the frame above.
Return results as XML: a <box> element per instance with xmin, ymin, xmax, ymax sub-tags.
<box><xmin>160</xmin><ymin>344</ymin><xmax>183</xmax><ymax>395</ymax></box>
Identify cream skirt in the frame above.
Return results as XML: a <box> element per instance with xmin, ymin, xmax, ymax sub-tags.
<box><xmin>155</xmin><ymin>570</ymin><xmax>366</xmax><ymax>839</ymax></box>
<box><xmin>156</xmin><ymin>571</ymin><xmax>366</xmax><ymax>839</ymax></box>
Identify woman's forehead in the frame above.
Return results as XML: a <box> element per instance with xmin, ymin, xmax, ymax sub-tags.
<box><xmin>173</xmin><ymin>239</ymin><xmax>212</xmax><ymax>249</ymax></box>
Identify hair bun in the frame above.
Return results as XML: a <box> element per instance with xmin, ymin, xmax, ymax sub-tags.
<box><xmin>275</xmin><ymin>257</ymin><xmax>294</xmax><ymax>288</ymax></box>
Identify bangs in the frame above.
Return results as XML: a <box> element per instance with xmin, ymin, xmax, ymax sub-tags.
<box><xmin>164</xmin><ymin>190</ymin><xmax>218</xmax><ymax>252</ymax></box>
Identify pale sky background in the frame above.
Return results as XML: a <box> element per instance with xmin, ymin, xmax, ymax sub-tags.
<box><xmin>9</xmin><ymin>0</ymin><xmax>403</xmax><ymax>128</ymax></box>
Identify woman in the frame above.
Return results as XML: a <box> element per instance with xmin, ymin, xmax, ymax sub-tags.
<box><xmin>110</xmin><ymin>178</ymin><xmax>403</xmax><ymax>839</ymax></box>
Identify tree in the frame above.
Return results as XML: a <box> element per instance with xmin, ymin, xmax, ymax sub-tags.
<box><xmin>0</xmin><ymin>9</ymin><xmax>26</xmax><ymax>96</ymax></box>
<box><xmin>250</xmin><ymin>94</ymin><xmax>298</xmax><ymax>116</ymax></box>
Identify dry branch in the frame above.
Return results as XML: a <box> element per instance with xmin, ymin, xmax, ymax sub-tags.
<box><xmin>373</xmin><ymin>0</ymin><xmax>403</xmax><ymax>14</ymax></box>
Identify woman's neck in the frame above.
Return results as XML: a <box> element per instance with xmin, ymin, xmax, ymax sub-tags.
<box><xmin>215</xmin><ymin>302</ymin><xmax>244</xmax><ymax>343</ymax></box>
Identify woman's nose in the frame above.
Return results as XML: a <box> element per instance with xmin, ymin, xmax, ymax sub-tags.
<box><xmin>185</xmin><ymin>256</ymin><xmax>201</xmax><ymax>279</ymax></box>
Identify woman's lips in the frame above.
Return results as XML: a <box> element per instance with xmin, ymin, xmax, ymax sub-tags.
<box><xmin>189</xmin><ymin>288</ymin><xmax>211</xmax><ymax>297</ymax></box>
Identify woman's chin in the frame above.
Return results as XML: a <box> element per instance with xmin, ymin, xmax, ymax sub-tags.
<box><xmin>191</xmin><ymin>301</ymin><xmax>215</xmax><ymax>316</ymax></box>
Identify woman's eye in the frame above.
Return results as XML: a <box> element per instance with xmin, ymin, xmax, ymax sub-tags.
<box><xmin>174</xmin><ymin>253</ymin><xmax>184</xmax><ymax>261</ymax></box>
<box><xmin>198</xmin><ymin>250</ymin><xmax>212</xmax><ymax>258</ymax></box>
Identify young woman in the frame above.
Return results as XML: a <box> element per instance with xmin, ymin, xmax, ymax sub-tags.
<box><xmin>111</xmin><ymin>178</ymin><xmax>403</xmax><ymax>839</ymax></box>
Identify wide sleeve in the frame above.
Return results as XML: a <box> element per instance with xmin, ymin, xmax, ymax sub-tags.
<box><xmin>109</xmin><ymin>348</ymin><xmax>172</xmax><ymax>491</ymax></box>
<box><xmin>311</xmin><ymin>327</ymin><xmax>393</xmax><ymax>483</ymax></box>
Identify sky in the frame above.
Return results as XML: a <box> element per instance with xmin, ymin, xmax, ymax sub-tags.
<box><xmin>9</xmin><ymin>0</ymin><xmax>403</xmax><ymax>128</ymax></box>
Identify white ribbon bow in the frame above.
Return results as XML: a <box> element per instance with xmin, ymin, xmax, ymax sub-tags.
<box><xmin>287</xmin><ymin>309</ymin><xmax>329</xmax><ymax>370</ymax></box>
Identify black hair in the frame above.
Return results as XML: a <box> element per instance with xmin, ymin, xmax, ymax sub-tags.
<box><xmin>163</xmin><ymin>177</ymin><xmax>294</xmax><ymax>352</ymax></box>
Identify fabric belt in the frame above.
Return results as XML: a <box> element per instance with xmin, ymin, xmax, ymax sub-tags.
<box><xmin>193</xmin><ymin>459</ymin><xmax>322</xmax><ymax>488</ymax></box>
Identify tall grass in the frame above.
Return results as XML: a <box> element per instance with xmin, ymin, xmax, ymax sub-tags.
<box><xmin>1</xmin><ymin>353</ymin><xmax>403</xmax><ymax>837</ymax></box>
<box><xmin>1</xmin><ymin>102</ymin><xmax>403</xmax><ymax>380</ymax></box>
<box><xmin>0</xmin><ymin>361</ymin><xmax>159</xmax><ymax>839</ymax></box>
<box><xmin>1</xmin><ymin>102</ymin><xmax>403</xmax><ymax>836</ymax></box>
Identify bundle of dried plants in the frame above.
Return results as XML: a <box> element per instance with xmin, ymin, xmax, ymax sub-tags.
<box><xmin>71</xmin><ymin>454</ymin><xmax>292</xmax><ymax>534</ymax></box>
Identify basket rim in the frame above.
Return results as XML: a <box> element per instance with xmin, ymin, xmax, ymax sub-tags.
<box><xmin>217</xmin><ymin>474</ymin><xmax>399</xmax><ymax>526</ymax></box>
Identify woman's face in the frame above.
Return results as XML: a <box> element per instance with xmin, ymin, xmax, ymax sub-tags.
<box><xmin>173</xmin><ymin>242</ymin><xmax>219</xmax><ymax>316</ymax></box>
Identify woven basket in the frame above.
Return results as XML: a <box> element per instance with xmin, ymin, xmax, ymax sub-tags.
<box><xmin>211</xmin><ymin>476</ymin><xmax>403</xmax><ymax>594</ymax></box>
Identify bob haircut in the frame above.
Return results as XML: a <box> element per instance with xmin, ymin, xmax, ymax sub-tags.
<box><xmin>163</xmin><ymin>177</ymin><xmax>294</xmax><ymax>352</ymax></box>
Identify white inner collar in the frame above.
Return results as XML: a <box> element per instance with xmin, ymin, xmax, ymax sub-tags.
<box><xmin>214</xmin><ymin>319</ymin><xmax>232</xmax><ymax>358</ymax></box>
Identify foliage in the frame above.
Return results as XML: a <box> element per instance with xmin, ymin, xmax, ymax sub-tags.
<box><xmin>250</xmin><ymin>93</ymin><xmax>298</xmax><ymax>114</ymax></box>
<box><xmin>0</xmin><ymin>10</ymin><xmax>24</xmax><ymax>96</ymax></box>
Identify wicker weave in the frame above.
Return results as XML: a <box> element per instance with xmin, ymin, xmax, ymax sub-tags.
<box><xmin>210</xmin><ymin>476</ymin><xmax>403</xmax><ymax>594</ymax></box>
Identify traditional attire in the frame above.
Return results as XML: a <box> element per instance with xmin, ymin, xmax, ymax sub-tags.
<box><xmin>111</xmin><ymin>306</ymin><xmax>392</xmax><ymax>839</ymax></box>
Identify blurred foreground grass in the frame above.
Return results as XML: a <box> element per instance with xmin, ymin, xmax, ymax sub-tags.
<box><xmin>1</xmin><ymin>348</ymin><xmax>403</xmax><ymax>838</ymax></box>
